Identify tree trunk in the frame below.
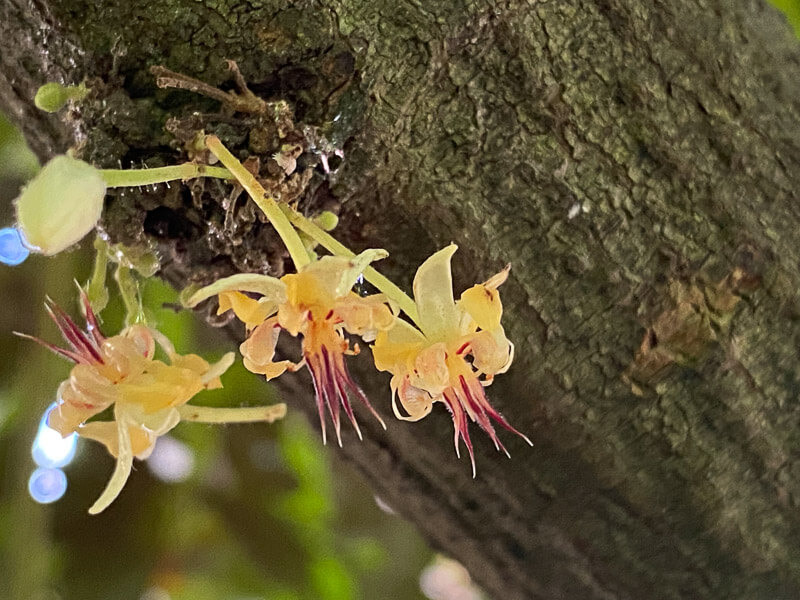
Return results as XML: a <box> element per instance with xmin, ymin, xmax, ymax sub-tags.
<box><xmin>3</xmin><ymin>0</ymin><xmax>800</xmax><ymax>598</ymax></box>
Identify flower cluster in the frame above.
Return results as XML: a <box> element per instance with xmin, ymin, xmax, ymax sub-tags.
<box><xmin>21</xmin><ymin>133</ymin><xmax>528</xmax><ymax>496</ymax></box>
<box><xmin>372</xmin><ymin>245</ymin><xmax>531</xmax><ymax>475</ymax></box>
<box><xmin>23</xmin><ymin>294</ymin><xmax>286</xmax><ymax>513</ymax></box>
<box><xmin>17</xmin><ymin>85</ymin><xmax>527</xmax><ymax>518</ymax></box>
<box><xmin>187</xmin><ymin>250</ymin><xmax>394</xmax><ymax>445</ymax></box>
<box><xmin>189</xmin><ymin>244</ymin><xmax>530</xmax><ymax>474</ymax></box>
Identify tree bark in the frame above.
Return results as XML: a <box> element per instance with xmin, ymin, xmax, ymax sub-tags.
<box><xmin>3</xmin><ymin>0</ymin><xmax>800</xmax><ymax>598</ymax></box>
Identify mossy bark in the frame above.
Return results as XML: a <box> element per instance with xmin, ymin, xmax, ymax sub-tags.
<box><xmin>3</xmin><ymin>0</ymin><xmax>800</xmax><ymax>598</ymax></box>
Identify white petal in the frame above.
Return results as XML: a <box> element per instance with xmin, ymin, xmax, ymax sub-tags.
<box><xmin>88</xmin><ymin>406</ymin><xmax>134</xmax><ymax>514</ymax></box>
<box><xmin>201</xmin><ymin>351</ymin><xmax>235</xmax><ymax>385</ymax></box>
<box><xmin>185</xmin><ymin>273</ymin><xmax>287</xmax><ymax>307</ymax></box>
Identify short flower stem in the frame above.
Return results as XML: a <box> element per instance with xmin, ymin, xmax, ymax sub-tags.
<box><xmin>179</xmin><ymin>403</ymin><xmax>287</xmax><ymax>424</ymax></box>
<box><xmin>203</xmin><ymin>135</ymin><xmax>311</xmax><ymax>270</ymax></box>
<box><xmin>281</xmin><ymin>206</ymin><xmax>421</xmax><ymax>326</ymax></box>
<box><xmin>85</xmin><ymin>236</ymin><xmax>110</xmax><ymax>313</ymax></box>
<box><xmin>100</xmin><ymin>164</ymin><xmax>232</xmax><ymax>188</ymax></box>
<box><xmin>115</xmin><ymin>265</ymin><xmax>145</xmax><ymax>325</ymax></box>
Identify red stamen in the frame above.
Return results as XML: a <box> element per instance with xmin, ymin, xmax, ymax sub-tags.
<box><xmin>303</xmin><ymin>329</ymin><xmax>385</xmax><ymax>445</ymax></box>
<box><xmin>79</xmin><ymin>290</ymin><xmax>106</xmax><ymax>347</ymax></box>
<box><xmin>13</xmin><ymin>331</ymin><xmax>85</xmax><ymax>363</ymax></box>
<box><xmin>319</xmin><ymin>345</ymin><xmax>343</xmax><ymax>444</ymax></box>
<box><xmin>307</xmin><ymin>351</ymin><xmax>338</xmax><ymax>445</ymax></box>
<box><xmin>458</xmin><ymin>374</ymin><xmax>508</xmax><ymax>457</ymax></box>
<box><xmin>327</xmin><ymin>347</ymin><xmax>361</xmax><ymax>442</ymax></box>
<box><xmin>307</xmin><ymin>355</ymin><xmax>331</xmax><ymax>445</ymax></box>
<box><xmin>460</xmin><ymin>374</ymin><xmax>532</xmax><ymax>447</ymax></box>
<box><xmin>443</xmin><ymin>388</ymin><xmax>476</xmax><ymax>477</ymax></box>
<box><xmin>338</xmin><ymin>351</ymin><xmax>385</xmax><ymax>430</ymax></box>
<box><xmin>45</xmin><ymin>298</ymin><xmax>104</xmax><ymax>364</ymax></box>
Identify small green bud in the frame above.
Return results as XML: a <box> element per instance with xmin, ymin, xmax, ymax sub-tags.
<box><xmin>313</xmin><ymin>210</ymin><xmax>339</xmax><ymax>232</ymax></box>
<box><xmin>34</xmin><ymin>82</ymin><xmax>89</xmax><ymax>113</ymax></box>
<box><xmin>15</xmin><ymin>156</ymin><xmax>107</xmax><ymax>255</ymax></box>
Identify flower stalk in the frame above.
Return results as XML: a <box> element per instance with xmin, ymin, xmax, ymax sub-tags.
<box><xmin>203</xmin><ymin>134</ymin><xmax>311</xmax><ymax>270</ymax></box>
<box><xmin>114</xmin><ymin>264</ymin><xmax>145</xmax><ymax>326</ymax></box>
<box><xmin>85</xmin><ymin>236</ymin><xmax>110</xmax><ymax>314</ymax></box>
<box><xmin>178</xmin><ymin>403</ymin><xmax>287</xmax><ymax>424</ymax></box>
<box><xmin>100</xmin><ymin>163</ymin><xmax>232</xmax><ymax>188</ymax></box>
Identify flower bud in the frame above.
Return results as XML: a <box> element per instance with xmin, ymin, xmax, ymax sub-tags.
<box><xmin>34</xmin><ymin>82</ymin><xmax>89</xmax><ymax>113</ymax></box>
<box><xmin>15</xmin><ymin>155</ymin><xmax>106</xmax><ymax>255</ymax></box>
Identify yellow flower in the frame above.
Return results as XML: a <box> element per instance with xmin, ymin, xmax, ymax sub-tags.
<box><xmin>22</xmin><ymin>294</ymin><xmax>285</xmax><ymax>514</ymax></box>
<box><xmin>187</xmin><ymin>250</ymin><xmax>395</xmax><ymax>445</ymax></box>
<box><xmin>372</xmin><ymin>245</ymin><xmax>531</xmax><ymax>475</ymax></box>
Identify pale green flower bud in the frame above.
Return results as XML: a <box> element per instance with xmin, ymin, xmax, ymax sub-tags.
<box><xmin>34</xmin><ymin>82</ymin><xmax>89</xmax><ymax>113</ymax></box>
<box><xmin>312</xmin><ymin>210</ymin><xmax>339</xmax><ymax>232</ymax></box>
<box><xmin>15</xmin><ymin>155</ymin><xmax>106</xmax><ymax>255</ymax></box>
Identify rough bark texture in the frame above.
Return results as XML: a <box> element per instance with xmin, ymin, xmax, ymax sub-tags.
<box><xmin>3</xmin><ymin>0</ymin><xmax>800</xmax><ymax>598</ymax></box>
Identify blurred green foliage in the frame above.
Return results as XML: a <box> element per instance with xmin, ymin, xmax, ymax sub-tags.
<box><xmin>0</xmin><ymin>112</ymin><xmax>434</xmax><ymax>599</ymax></box>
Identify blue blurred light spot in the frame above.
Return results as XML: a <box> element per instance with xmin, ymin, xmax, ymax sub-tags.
<box><xmin>28</xmin><ymin>467</ymin><xmax>68</xmax><ymax>504</ymax></box>
<box><xmin>32</xmin><ymin>403</ymin><xmax>77</xmax><ymax>469</ymax></box>
<box><xmin>0</xmin><ymin>227</ymin><xmax>30</xmax><ymax>266</ymax></box>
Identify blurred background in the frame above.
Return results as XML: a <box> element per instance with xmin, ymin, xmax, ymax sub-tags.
<box><xmin>1</xmin><ymin>4</ymin><xmax>799</xmax><ymax>599</ymax></box>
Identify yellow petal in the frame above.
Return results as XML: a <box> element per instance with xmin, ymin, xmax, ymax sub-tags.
<box><xmin>335</xmin><ymin>248</ymin><xmax>389</xmax><ymax>296</ymax></box>
<box><xmin>335</xmin><ymin>293</ymin><xmax>395</xmax><ymax>339</ymax></box>
<box><xmin>276</xmin><ymin>299</ymin><xmax>309</xmax><ymax>336</ymax></box>
<box><xmin>392</xmin><ymin>376</ymin><xmax>434</xmax><ymax>422</ymax></box>
<box><xmin>469</xmin><ymin>327</ymin><xmax>514</xmax><ymax>376</ymax></box>
<box><xmin>218</xmin><ymin>291</ymin><xmax>276</xmax><ymax>328</ymax></box>
<box><xmin>410</xmin><ymin>342</ymin><xmax>450</xmax><ymax>394</ymax></box>
<box><xmin>459</xmin><ymin>285</ymin><xmax>502</xmax><ymax>331</ymax></box>
<box><xmin>307</xmin><ymin>249</ymin><xmax>388</xmax><ymax>297</ymax></box>
<box><xmin>457</xmin><ymin>263</ymin><xmax>509</xmax><ymax>331</ymax></box>
<box><xmin>80</xmin><ymin>420</ymin><xmax>154</xmax><ymax>458</ymax></box>
<box><xmin>135</xmin><ymin>405</ymin><xmax>182</xmax><ymax>445</ymax></box>
<box><xmin>413</xmin><ymin>245</ymin><xmax>460</xmax><ymax>341</ymax></box>
<box><xmin>372</xmin><ymin>319</ymin><xmax>426</xmax><ymax>373</ymax></box>
<box><xmin>283</xmin><ymin>271</ymin><xmax>332</xmax><ymax>312</ymax></box>
<box><xmin>240</xmin><ymin>320</ymin><xmax>296</xmax><ymax>379</ymax></box>
<box><xmin>117</xmin><ymin>362</ymin><xmax>204</xmax><ymax>412</ymax></box>
<box><xmin>200</xmin><ymin>351</ymin><xmax>235</xmax><ymax>388</ymax></box>
<box><xmin>286</xmin><ymin>249</ymin><xmax>388</xmax><ymax>310</ymax></box>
